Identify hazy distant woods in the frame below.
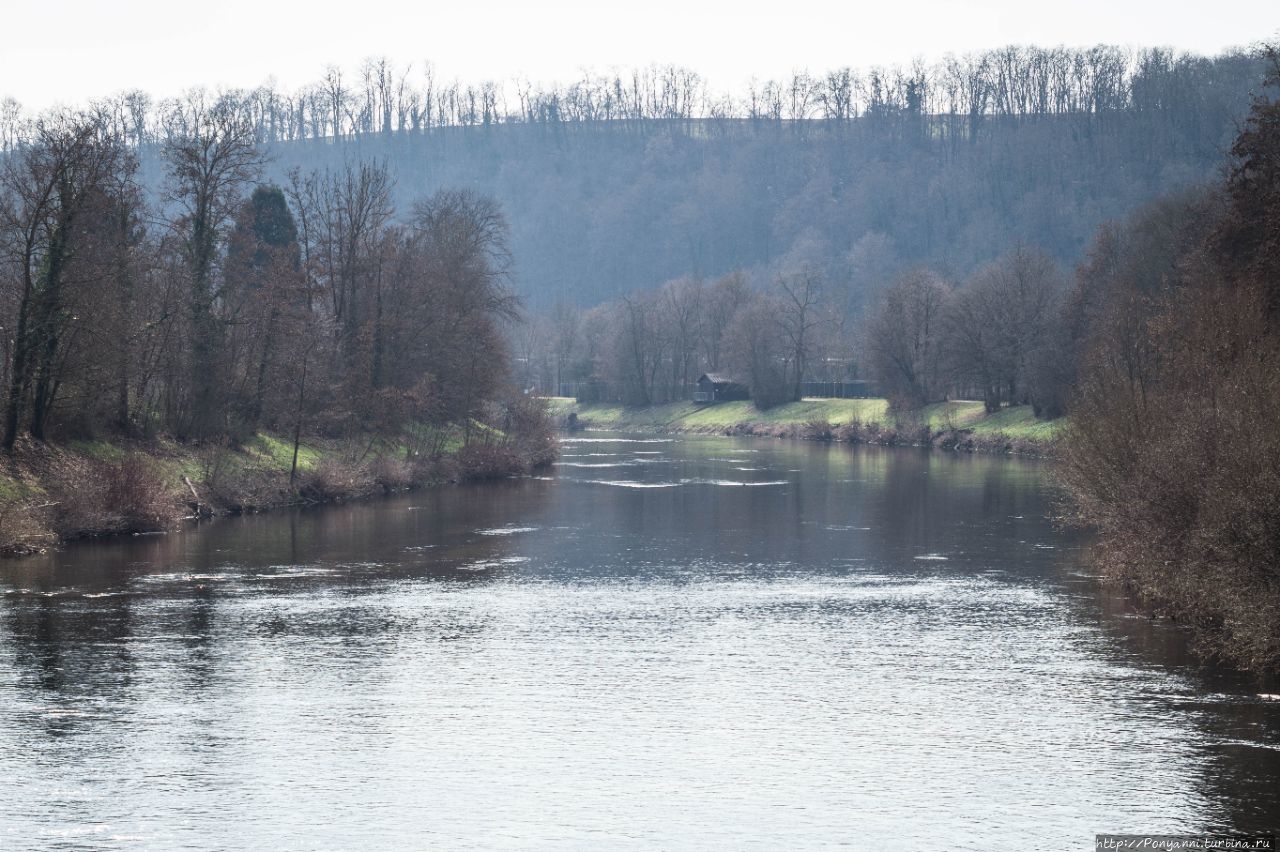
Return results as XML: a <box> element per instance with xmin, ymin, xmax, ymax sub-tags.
<box><xmin>493</xmin><ymin>46</ymin><xmax>1266</xmax><ymax>411</ymax></box>
<box><xmin>4</xmin><ymin>46</ymin><xmax>1255</xmax><ymax>143</ymax></box>
<box><xmin>0</xmin><ymin>45</ymin><xmax>1266</xmax><ymax>308</ymax></box>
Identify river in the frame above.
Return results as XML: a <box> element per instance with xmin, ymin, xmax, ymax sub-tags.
<box><xmin>0</xmin><ymin>435</ymin><xmax>1276</xmax><ymax>850</ymax></box>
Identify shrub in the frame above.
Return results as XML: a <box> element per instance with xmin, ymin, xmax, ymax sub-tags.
<box><xmin>53</xmin><ymin>456</ymin><xmax>178</xmax><ymax>537</ymax></box>
<box><xmin>411</xmin><ymin>453</ymin><xmax>460</xmax><ymax>484</ymax></box>
<box><xmin>369</xmin><ymin>455</ymin><xmax>413</xmax><ymax>491</ymax></box>
<box><xmin>800</xmin><ymin>419</ymin><xmax>834</xmax><ymax>441</ymax></box>
<box><xmin>496</xmin><ymin>394</ymin><xmax>559</xmax><ymax>469</ymax></box>
<box><xmin>298</xmin><ymin>459</ymin><xmax>370</xmax><ymax>501</ymax></box>
<box><xmin>0</xmin><ymin>503</ymin><xmax>54</xmax><ymax>556</ymax></box>
<box><xmin>455</xmin><ymin>443</ymin><xmax>526</xmax><ymax>480</ymax></box>
<box><xmin>1061</xmin><ymin>262</ymin><xmax>1280</xmax><ymax>669</ymax></box>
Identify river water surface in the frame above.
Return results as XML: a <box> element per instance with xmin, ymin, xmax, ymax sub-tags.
<box><xmin>1</xmin><ymin>435</ymin><xmax>1277</xmax><ymax>850</ymax></box>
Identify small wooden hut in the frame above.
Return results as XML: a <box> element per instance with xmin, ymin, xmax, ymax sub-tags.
<box><xmin>693</xmin><ymin>373</ymin><xmax>750</xmax><ymax>404</ymax></box>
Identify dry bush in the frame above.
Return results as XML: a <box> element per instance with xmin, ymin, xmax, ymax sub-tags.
<box><xmin>410</xmin><ymin>453</ymin><xmax>460</xmax><ymax>484</ymax></box>
<box><xmin>800</xmin><ymin>419</ymin><xmax>834</xmax><ymax>441</ymax></box>
<box><xmin>203</xmin><ymin>467</ymin><xmax>289</xmax><ymax>513</ymax></box>
<box><xmin>1061</xmin><ymin>281</ymin><xmax>1280</xmax><ymax>670</ymax></box>
<box><xmin>52</xmin><ymin>456</ymin><xmax>179</xmax><ymax>537</ymax></box>
<box><xmin>902</xmin><ymin>423</ymin><xmax>932</xmax><ymax>445</ymax></box>
<box><xmin>496</xmin><ymin>394</ymin><xmax>559</xmax><ymax>468</ymax></box>
<box><xmin>455</xmin><ymin>443</ymin><xmax>526</xmax><ymax>480</ymax></box>
<box><xmin>830</xmin><ymin>413</ymin><xmax>871</xmax><ymax>444</ymax></box>
<box><xmin>369</xmin><ymin>455</ymin><xmax>413</xmax><ymax>491</ymax></box>
<box><xmin>197</xmin><ymin>445</ymin><xmax>234</xmax><ymax>492</ymax></box>
<box><xmin>0</xmin><ymin>503</ymin><xmax>55</xmax><ymax>556</ymax></box>
<box><xmin>298</xmin><ymin>458</ymin><xmax>372</xmax><ymax>501</ymax></box>
<box><xmin>184</xmin><ymin>443</ymin><xmax>286</xmax><ymax>513</ymax></box>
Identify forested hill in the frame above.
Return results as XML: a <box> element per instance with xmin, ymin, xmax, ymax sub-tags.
<box><xmin>10</xmin><ymin>46</ymin><xmax>1265</xmax><ymax>307</ymax></box>
<box><xmin>228</xmin><ymin>50</ymin><xmax>1266</xmax><ymax>308</ymax></box>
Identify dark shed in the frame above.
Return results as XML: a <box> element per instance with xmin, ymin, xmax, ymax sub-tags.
<box><xmin>694</xmin><ymin>373</ymin><xmax>750</xmax><ymax>403</ymax></box>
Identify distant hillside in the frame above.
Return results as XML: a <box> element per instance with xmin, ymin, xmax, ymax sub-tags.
<box><xmin>263</xmin><ymin>123</ymin><xmax>1243</xmax><ymax>309</ymax></box>
<box><xmin>80</xmin><ymin>47</ymin><xmax>1267</xmax><ymax>308</ymax></box>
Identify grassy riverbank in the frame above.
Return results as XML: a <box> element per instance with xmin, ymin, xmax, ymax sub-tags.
<box><xmin>0</xmin><ymin>425</ymin><xmax>556</xmax><ymax>557</ymax></box>
<box><xmin>547</xmin><ymin>397</ymin><xmax>1061</xmax><ymax>451</ymax></box>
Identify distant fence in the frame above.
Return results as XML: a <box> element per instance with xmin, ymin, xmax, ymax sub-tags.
<box><xmin>801</xmin><ymin>381</ymin><xmax>879</xmax><ymax>399</ymax></box>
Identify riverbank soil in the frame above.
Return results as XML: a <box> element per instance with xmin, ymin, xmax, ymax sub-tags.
<box><xmin>0</xmin><ymin>425</ymin><xmax>555</xmax><ymax>556</ymax></box>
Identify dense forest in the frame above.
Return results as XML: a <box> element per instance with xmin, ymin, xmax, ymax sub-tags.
<box><xmin>0</xmin><ymin>93</ymin><xmax>553</xmax><ymax>503</ymax></box>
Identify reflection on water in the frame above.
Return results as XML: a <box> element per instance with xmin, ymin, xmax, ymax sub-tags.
<box><xmin>0</xmin><ymin>436</ymin><xmax>1277</xmax><ymax>850</ymax></box>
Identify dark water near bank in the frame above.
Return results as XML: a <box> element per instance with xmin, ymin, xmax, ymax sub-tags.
<box><xmin>1</xmin><ymin>435</ymin><xmax>1277</xmax><ymax>850</ymax></box>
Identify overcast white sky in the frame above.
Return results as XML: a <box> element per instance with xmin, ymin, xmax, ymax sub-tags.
<box><xmin>2</xmin><ymin>0</ymin><xmax>1276</xmax><ymax>110</ymax></box>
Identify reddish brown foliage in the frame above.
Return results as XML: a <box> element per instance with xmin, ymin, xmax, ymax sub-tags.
<box><xmin>1061</xmin><ymin>58</ymin><xmax>1280</xmax><ymax>670</ymax></box>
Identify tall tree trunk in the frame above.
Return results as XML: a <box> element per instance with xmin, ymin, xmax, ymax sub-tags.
<box><xmin>188</xmin><ymin>209</ymin><xmax>223</xmax><ymax>439</ymax></box>
<box><xmin>3</xmin><ymin>274</ymin><xmax>36</xmax><ymax>451</ymax></box>
<box><xmin>18</xmin><ymin>215</ymin><xmax>70</xmax><ymax>445</ymax></box>
<box><xmin>290</xmin><ymin>353</ymin><xmax>309</xmax><ymax>485</ymax></box>
<box><xmin>251</xmin><ymin>308</ymin><xmax>279</xmax><ymax>429</ymax></box>
<box><xmin>30</xmin><ymin>331</ymin><xmax>60</xmax><ymax>441</ymax></box>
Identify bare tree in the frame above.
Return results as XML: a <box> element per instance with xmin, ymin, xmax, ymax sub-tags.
<box><xmin>0</xmin><ymin>113</ymin><xmax>129</xmax><ymax>447</ymax></box>
<box><xmin>722</xmin><ymin>292</ymin><xmax>789</xmax><ymax>408</ymax></box>
<box><xmin>297</xmin><ymin>161</ymin><xmax>393</xmax><ymax>359</ymax></box>
<box><xmin>163</xmin><ymin>90</ymin><xmax>264</xmax><ymax>438</ymax></box>
<box><xmin>701</xmin><ymin>271</ymin><xmax>750</xmax><ymax>372</ymax></box>
<box><xmin>945</xmin><ymin>247</ymin><xmax>1063</xmax><ymax>411</ymax></box>
<box><xmin>658</xmin><ymin>276</ymin><xmax>704</xmax><ymax>401</ymax></box>
<box><xmin>776</xmin><ymin>268</ymin><xmax>823</xmax><ymax>402</ymax></box>
<box><xmin>864</xmin><ymin>269</ymin><xmax>950</xmax><ymax>410</ymax></box>
<box><xmin>550</xmin><ymin>299</ymin><xmax>580</xmax><ymax>396</ymax></box>
<box><xmin>614</xmin><ymin>292</ymin><xmax>659</xmax><ymax>405</ymax></box>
